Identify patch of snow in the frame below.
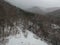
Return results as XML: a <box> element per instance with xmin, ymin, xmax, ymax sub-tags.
<box><xmin>6</xmin><ymin>26</ymin><xmax>48</xmax><ymax>45</ymax></box>
<box><xmin>51</xmin><ymin>24</ymin><xmax>60</xmax><ymax>29</ymax></box>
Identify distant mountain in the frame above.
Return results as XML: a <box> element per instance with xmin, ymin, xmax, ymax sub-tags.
<box><xmin>45</xmin><ymin>7</ymin><xmax>60</xmax><ymax>13</ymax></box>
<box><xmin>26</xmin><ymin>7</ymin><xmax>46</xmax><ymax>15</ymax></box>
<box><xmin>47</xmin><ymin>9</ymin><xmax>60</xmax><ymax>16</ymax></box>
<box><xmin>26</xmin><ymin>7</ymin><xmax>60</xmax><ymax>15</ymax></box>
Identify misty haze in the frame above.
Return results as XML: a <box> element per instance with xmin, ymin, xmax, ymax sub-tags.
<box><xmin>0</xmin><ymin>0</ymin><xmax>60</xmax><ymax>45</ymax></box>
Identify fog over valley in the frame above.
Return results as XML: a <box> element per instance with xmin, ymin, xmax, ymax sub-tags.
<box><xmin>5</xmin><ymin>0</ymin><xmax>60</xmax><ymax>14</ymax></box>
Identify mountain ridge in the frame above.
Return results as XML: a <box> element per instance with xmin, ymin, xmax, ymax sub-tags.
<box><xmin>26</xmin><ymin>7</ymin><xmax>60</xmax><ymax>15</ymax></box>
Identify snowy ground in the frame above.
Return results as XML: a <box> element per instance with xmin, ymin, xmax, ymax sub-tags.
<box><xmin>6</xmin><ymin>26</ymin><xmax>48</xmax><ymax>45</ymax></box>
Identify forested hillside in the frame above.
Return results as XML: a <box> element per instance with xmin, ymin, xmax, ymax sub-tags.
<box><xmin>0</xmin><ymin>0</ymin><xmax>60</xmax><ymax>45</ymax></box>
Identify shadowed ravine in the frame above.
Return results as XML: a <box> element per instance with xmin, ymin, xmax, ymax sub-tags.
<box><xmin>0</xmin><ymin>0</ymin><xmax>60</xmax><ymax>45</ymax></box>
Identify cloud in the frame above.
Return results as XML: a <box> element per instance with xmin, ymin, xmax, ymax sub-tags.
<box><xmin>5</xmin><ymin>0</ymin><xmax>60</xmax><ymax>9</ymax></box>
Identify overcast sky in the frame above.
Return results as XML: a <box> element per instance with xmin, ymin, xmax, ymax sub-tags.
<box><xmin>5</xmin><ymin>0</ymin><xmax>60</xmax><ymax>10</ymax></box>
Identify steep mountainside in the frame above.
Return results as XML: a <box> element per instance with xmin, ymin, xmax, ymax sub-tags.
<box><xmin>46</xmin><ymin>9</ymin><xmax>60</xmax><ymax>25</ymax></box>
<box><xmin>0</xmin><ymin>0</ymin><xmax>60</xmax><ymax>45</ymax></box>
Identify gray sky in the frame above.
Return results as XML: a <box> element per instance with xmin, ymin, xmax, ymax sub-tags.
<box><xmin>5</xmin><ymin>0</ymin><xmax>60</xmax><ymax>10</ymax></box>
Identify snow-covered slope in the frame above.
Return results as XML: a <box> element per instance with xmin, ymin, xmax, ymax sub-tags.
<box><xmin>6</xmin><ymin>27</ymin><xmax>48</xmax><ymax>45</ymax></box>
